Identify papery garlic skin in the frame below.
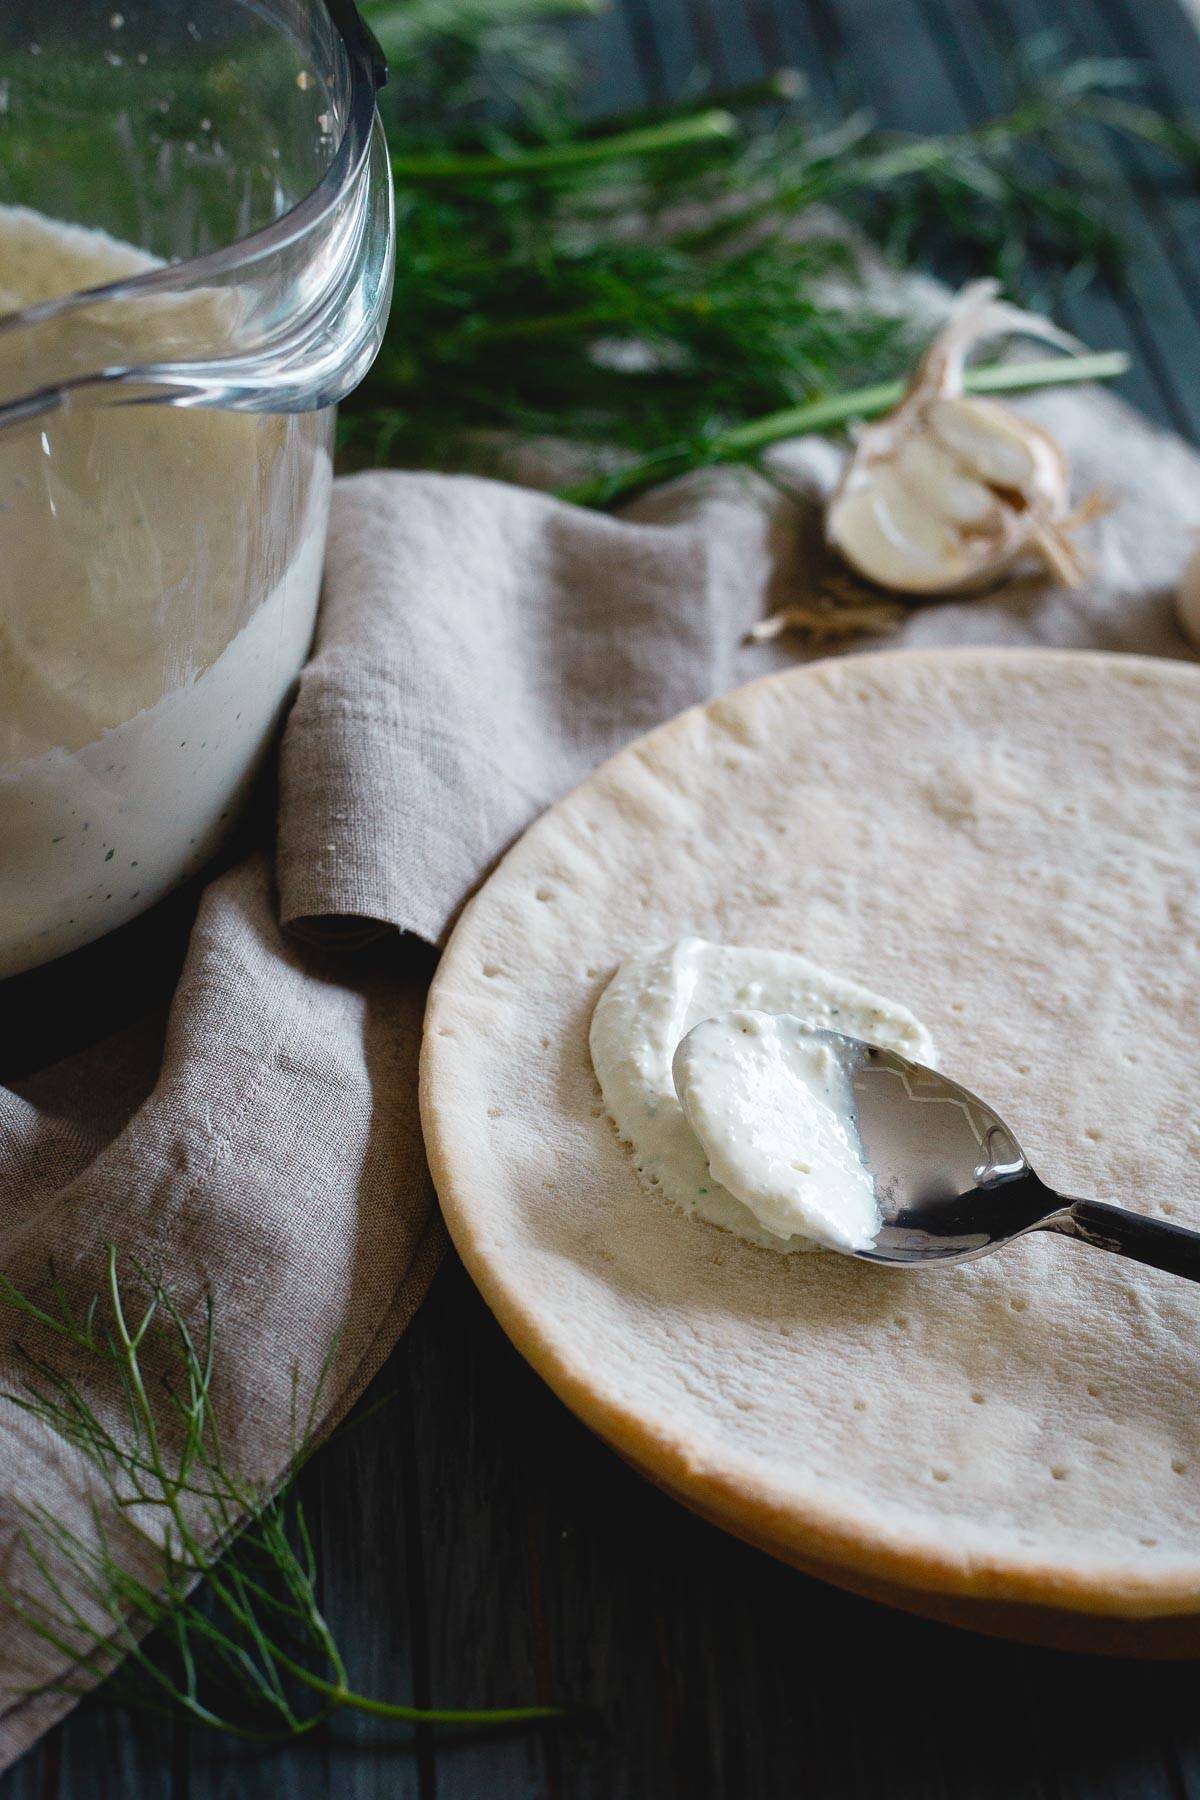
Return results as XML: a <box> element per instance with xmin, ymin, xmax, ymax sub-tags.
<box><xmin>826</xmin><ymin>282</ymin><xmax>1088</xmax><ymax>597</ymax></box>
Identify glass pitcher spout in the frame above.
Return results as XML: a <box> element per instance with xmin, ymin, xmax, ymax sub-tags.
<box><xmin>0</xmin><ymin>0</ymin><xmax>395</xmax><ymax>422</ymax></box>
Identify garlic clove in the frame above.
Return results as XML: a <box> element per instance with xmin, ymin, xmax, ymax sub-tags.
<box><xmin>827</xmin><ymin>464</ymin><xmax>982</xmax><ymax>593</ymax></box>
<box><xmin>927</xmin><ymin>395</ymin><xmax>1066</xmax><ymax>500</ymax></box>
<box><xmin>927</xmin><ymin>396</ymin><xmax>1035</xmax><ymax>488</ymax></box>
<box><xmin>824</xmin><ymin>282</ymin><xmax>1089</xmax><ymax>598</ymax></box>
<box><xmin>893</xmin><ymin>434</ymin><xmax>1001</xmax><ymax>529</ymax></box>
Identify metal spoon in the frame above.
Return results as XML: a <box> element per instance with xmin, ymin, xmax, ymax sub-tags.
<box><xmin>823</xmin><ymin>1033</ymin><xmax>1200</xmax><ymax>1281</ymax></box>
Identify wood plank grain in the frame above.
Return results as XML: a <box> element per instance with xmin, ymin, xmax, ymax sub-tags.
<box><xmin>29</xmin><ymin>1704</ymin><xmax>177</xmax><ymax>1800</ymax></box>
<box><xmin>1173</xmin><ymin>1733</ymin><xmax>1200</xmax><ymax>1800</ymax></box>
<box><xmin>381</xmin><ymin>1263</ymin><xmax>1200</xmax><ymax>1800</ymax></box>
<box><xmin>631</xmin><ymin>0</ymin><xmax>710</xmax><ymax>98</ymax></box>
<box><xmin>757</xmin><ymin>0</ymin><xmax>845</xmax><ymax>106</ymax></box>
<box><xmin>265</xmin><ymin>1344</ymin><xmax>427</xmax><ymax>1800</ymax></box>
<box><xmin>567</xmin><ymin>0</ymin><xmax>656</xmax><ymax>121</ymax></box>
<box><xmin>3</xmin><ymin>1351</ymin><xmax>432</xmax><ymax>1800</ymax></box>
<box><xmin>681</xmin><ymin>0</ymin><xmax>767</xmax><ymax>88</ymax></box>
<box><xmin>0</xmin><ymin>1744</ymin><xmax>50</xmax><ymax>1800</ymax></box>
<box><xmin>926</xmin><ymin>0</ymin><xmax>1192</xmax><ymax>432</ymax></box>
<box><xmin>991</xmin><ymin>0</ymin><xmax>1200</xmax><ymax>439</ymax></box>
<box><xmin>613</xmin><ymin>0</ymin><xmax>675</xmax><ymax>102</ymax></box>
<box><xmin>1067</xmin><ymin>0</ymin><xmax>1200</xmax><ymax>325</ymax></box>
<box><xmin>827</xmin><ymin>0</ymin><xmax>1189</xmax><ymax>434</ymax></box>
<box><xmin>1106</xmin><ymin>0</ymin><xmax>1200</xmax><ymax>112</ymax></box>
<box><xmin>403</xmin><ymin>1265</ymin><xmax>554</xmax><ymax>1800</ymax></box>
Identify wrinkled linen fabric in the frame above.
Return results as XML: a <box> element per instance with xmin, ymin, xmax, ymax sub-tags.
<box><xmin>1</xmin><ymin>377</ymin><xmax>1198</xmax><ymax>1767</ymax></box>
<box><xmin>279</xmin><ymin>385</ymin><xmax>1200</xmax><ymax>948</ymax></box>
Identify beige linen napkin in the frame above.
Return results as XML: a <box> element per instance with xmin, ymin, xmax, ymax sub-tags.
<box><xmin>279</xmin><ymin>384</ymin><xmax>1199</xmax><ymax>951</ymax></box>
<box><xmin>0</xmin><ymin>378</ymin><xmax>1197</xmax><ymax>1769</ymax></box>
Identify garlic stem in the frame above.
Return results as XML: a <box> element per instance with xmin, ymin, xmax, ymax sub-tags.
<box><xmin>390</xmin><ymin>109</ymin><xmax>737</xmax><ymax>180</ymax></box>
<box><xmin>717</xmin><ymin>350</ymin><xmax>1128</xmax><ymax>455</ymax></box>
<box><xmin>560</xmin><ymin>349</ymin><xmax>1128</xmax><ymax>508</ymax></box>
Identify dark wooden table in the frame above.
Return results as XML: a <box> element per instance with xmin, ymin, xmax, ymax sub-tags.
<box><xmin>7</xmin><ymin>0</ymin><xmax>1200</xmax><ymax>1794</ymax></box>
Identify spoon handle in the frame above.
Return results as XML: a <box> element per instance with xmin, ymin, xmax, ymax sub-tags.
<box><xmin>1050</xmin><ymin>1198</ymin><xmax>1200</xmax><ymax>1283</ymax></box>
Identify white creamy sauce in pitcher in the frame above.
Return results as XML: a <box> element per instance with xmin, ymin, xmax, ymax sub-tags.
<box><xmin>590</xmin><ymin>938</ymin><xmax>935</xmax><ymax>1252</ymax></box>
<box><xmin>0</xmin><ymin>205</ymin><xmax>329</xmax><ymax>976</ymax></box>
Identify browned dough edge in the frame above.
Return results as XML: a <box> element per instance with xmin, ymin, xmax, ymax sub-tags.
<box><xmin>421</xmin><ymin>645</ymin><xmax>1200</xmax><ymax>1633</ymax></box>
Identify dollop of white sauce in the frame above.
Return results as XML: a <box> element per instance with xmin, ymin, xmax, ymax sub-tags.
<box><xmin>673</xmin><ymin>1011</ymin><xmax>879</xmax><ymax>1252</ymax></box>
<box><xmin>589</xmin><ymin>938</ymin><xmax>935</xmax><ymax>1253</ymax></box>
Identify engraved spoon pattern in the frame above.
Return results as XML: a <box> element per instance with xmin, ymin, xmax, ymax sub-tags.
<box><xmin>819</xmin><ymin>1033</ymin><xmax>1200</xmax><ymax>1281</ymax></box>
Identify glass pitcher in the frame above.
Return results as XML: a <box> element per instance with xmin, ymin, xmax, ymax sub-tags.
<box><xmin>0</xmin><ymin>0</ymin><xmax>394</xmax><ymax>977</ymax></box>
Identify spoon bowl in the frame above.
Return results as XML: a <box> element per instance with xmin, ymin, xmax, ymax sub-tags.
<box><xmin>822</xmin><ymin>1034</ymin><xmax>1200</xmax><ymax>1282</ymax></box>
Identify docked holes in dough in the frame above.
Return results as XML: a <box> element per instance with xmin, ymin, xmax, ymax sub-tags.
<box><xmin>421</xmin><ymin>649</ymin><xmax>1200</xmax><ymax>1624</ymax></box>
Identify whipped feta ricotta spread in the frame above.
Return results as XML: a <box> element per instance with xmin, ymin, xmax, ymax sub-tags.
<box><xmin>589</xmin><ymin>938</ymin><xmax>934</xmax><ymax>1252</ymax></box>
<box><xmin>673</xmin><ymin>1011</ymin><xmax>880</xmax><ymax>1252</ymax></box>
<box><xmin>0</xmin><ymin>206</ymin><xmax>330</xmax><ymax>976</ymax></box>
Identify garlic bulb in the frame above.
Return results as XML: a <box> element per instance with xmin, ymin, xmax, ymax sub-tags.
<box><xmin>826</xmin><ymin>282</ymin><xmax>1091</xmax><ymax>596</ymax></box>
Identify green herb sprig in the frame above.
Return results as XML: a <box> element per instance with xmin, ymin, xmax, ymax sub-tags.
<box><xmin>340</xmin><ymin>5</ymin><xmax>1199</xmax><ymax>499</ymax></box>
<box><xmin>0</xmin><ymin>1251</ymin><xmax>557</xmax><ymax>1742</ymax></box>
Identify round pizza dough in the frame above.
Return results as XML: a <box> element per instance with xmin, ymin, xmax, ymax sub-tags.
<box><xmin>420</xmin><ymin>647</ymin><xmax>1200</xmax><ymax>1648</ymax></box>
